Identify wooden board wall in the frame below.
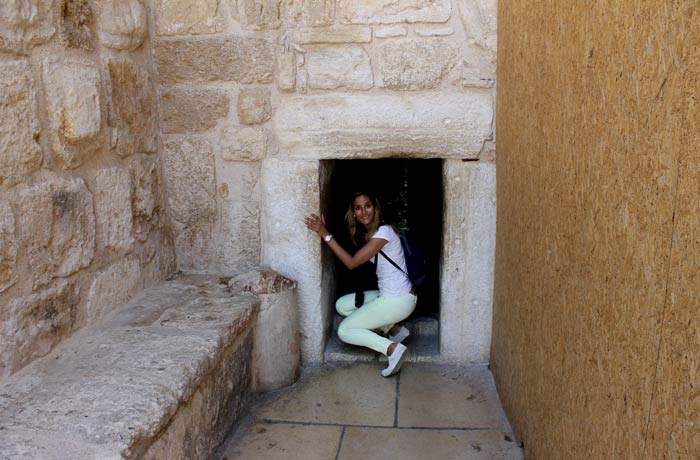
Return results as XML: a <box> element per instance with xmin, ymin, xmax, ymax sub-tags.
<box><xmin>492</xmin><ymin>2</ymin><xmax>699</xmax><ymax>459</ymax></box>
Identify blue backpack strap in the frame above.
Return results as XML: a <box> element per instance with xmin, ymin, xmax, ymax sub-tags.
<box><xmin>378</xmin><ymin>250</ymin><xmax>408</xmax><ymax>277</ymax></box>
<box><xmin>400</xmin><ymin>229</ymin><xmax>411</xmax><ymax>256</ymax></box>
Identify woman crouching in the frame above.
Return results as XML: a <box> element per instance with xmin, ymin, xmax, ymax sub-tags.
<box><xmin>304</xmin><ymin>192</ymin><xmax>416</xmax><ymax>377</ymax></box>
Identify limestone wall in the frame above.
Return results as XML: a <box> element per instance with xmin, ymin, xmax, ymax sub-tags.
<box><xmin>150</xmin><ymin>0</ymin><xmax>498</xmax><ymax>362</ymax></box>
<box><xmin>493</xmin><ymin>3</ymin><xmax>699</xmax><ymax>459</ymax></box>
<box><xmin>150</xmin><ymin>0</ymin><xmax>497</xmax><ymax>272</ymax></box>
<box><xmin>0</xmin><ymin>0</ymin><xmax>176</xmax><ymax>382</ymax></box>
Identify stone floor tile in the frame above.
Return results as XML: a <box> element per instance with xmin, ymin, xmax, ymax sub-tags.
<box><xmin>255</xmin><ymin>363</ymin><xmax>396</xmax><ymax>426</ymax></box>
<box><xmin>398</xmin><ymin>364</ymin><xmax>510</xmax><ymax>429</ymax></box>
<box><xmin>338</xmin><ymin>427</ymin><xmax>523</xmax><ymax>460</ymax></box>
<box><xmin>222</xmin><ymin>421</ymin><xmax>342</xmax><ymax>460</ymax></box>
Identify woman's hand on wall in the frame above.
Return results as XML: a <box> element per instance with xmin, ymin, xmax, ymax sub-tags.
<box><xmin>304</xmin><ymin>213</ymin><xmax>329</xmax><ymax>238</ymax></box>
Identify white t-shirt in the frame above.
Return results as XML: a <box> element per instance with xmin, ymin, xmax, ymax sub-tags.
<box><xmin>371</xmin><ymin>225</ymin><xmax>413</xmax><ymax>297</ymax></box>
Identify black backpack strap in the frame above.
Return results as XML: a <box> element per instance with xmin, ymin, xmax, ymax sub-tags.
<box><xmin>378</xmin><ymin>250</ymin><xmax>408</xmax><ymax>277</ymax></box>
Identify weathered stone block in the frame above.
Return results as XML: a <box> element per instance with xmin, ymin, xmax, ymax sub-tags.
<box><xmin>307</xmin><ymin>46</ymin><xmax>373</xmax><ymax>90</ymax></box>
<box><xmin>42</xmin><ymin>57</ymin><xmax>102</xmax><ymax>168</ymax></box>
<box><xmin>238</xmin><ymin>87</ymin><xmax>271</xmax><ymax>125</ymax></box>
<box><xmin>60</xmin><ymin>0</ymin><xmax>94</xmax><ymax>49</ymax></box>
<box><xmin>276</xmin><ymin>51</ymin><xmax>296</xmax><ymax>92</ymax></box>
<box><xmin>0</xmin><ymin>200</ymin><xmax>17</xmax><ymax>293</ymax></box>
<box><xmin>214</xmin><ymin>161</ymin><xmax>261</xmax><ymax>273</ymax></box>
<box><xmin>97</xmin><ymin>0</ymin><xmax>147</xmax><ymax>50</ymax></box>
<box><xmin>0</xmin><ymin>60</ymin><xmax>42</xmax><ymax>187</ymax></box>
<box><xmin>15</xmin><ymin>176</ymin><xmax>95</xmax><ymax>288</ymax></box>
<box><xmin>441</xmin><ymin>161</ymin><xmax>496</xmax><ymax>363</ymax></box>
<box><xmin>274</xmin><ymin>92</ymin><xmax>493</xmax><ymax>158</ymax></box>
<box><xmin>261</xmin><ymin>158</ymin><xmax>328</xmax><ymax>362</ymax></box>
<box><xmin>375</xmin><ymin>25</ymin><xmax>407</xmax><ymax>38</ymax></box>
<box><xmin>294</xmin><ymin>26</ymin><xmax>371</xmax><ymax>44</ymax></box>
<box><xmin>154</xmin><ymin>38</ymin><xmax>274</xmax><ymax>84</ymax></box>
<box><xmin>160</xmin><ymin>88</ymin><xmax>230</xmax><ymax>134</ymax></box>
<box><xmin>84</xmin><ymin>258</ymin><xmax>141</xmax><ymax>325</ymax></box>
<box><xmin>457</xmin><ymin>0</ymin><xmax>497</xmax><ymax>53</ymax></box>
<box><xmin>378</xmin><ymin>39</ymin><xmax>457</xmax><ymax>90</ymax></box>
<box><xmin>155</xmin><ymin>0</ymin><xmax>224</xmax><ymax>35</ymax></box>
<box><xmin>0</xmin><ymin>0</ymin><xmax>55</xmax><ymax>53</ymax></box>
<box><xmin>95</xmin><ymin>168</ymin><xmax>134</xmax><ymax>252</ymax></box>
<box><xmin>229</xmin><ymin>270</ymin><xmax>300</xmax><ymax>392</ymax></box>
<box><xmin>138</xmin><ymin>230</ymin><xmax>176</xmax><ymax>285</ymax></box>
<box><xmin>242</xmin><ymin>0</ymin><xmax>281</xmax><ymax>30</ymax></box>
<box><xmin>303</xmin><ymin>0</ymin><xmax>334</xmax><ymax>26</ymax></box>
<box><xmin>458</xmin><ymin>0</ymin><xmax>496</xmax><ymax>87</ymax></box>
<box><xmin>173</xmin><ymin>222</ymin><xmax>213</xmax><ymax>271</ymax></box>
<box><xmin>339</xmin><ymin>0</ymin><xmax>452</xmax><ymax>24</ymax></box>
<box><xmin>461</xmin><ymin>68</ymin><xmax>495</xmax><ymax>88</ymax></box>
<box><xmin>162</xmin><ymin>137</ymin><xmax>217</xmax><ymax>225</ymax></box>
<box><xmin>107</xmin><ymin>59</ymin><xmax>157</xmax><ymax>157</ymax></box>
<box><xmin>0</xmin><ymin>281</ymin><xmax>79</xmax><ymax>376</ymax></box>
<box><xmin>215</xmin><ymin>199</ymin><xmax>261</xmax><ymax>274</ymax></box>
<box><xmin>415</xmin><ymin>26</ymin><xmax>454</xmax><ymax>36</ymax></box>
<box><xmin>0</xmin><ymin>276</ymin><xmax>257</xmax><ymax>458</ymax></box>
<box><xmin>130</xmin><ymin>155</ymin><xmax>161</xmax><ymax>241</ymax></box>
<box><xmin>221</xmin><ymin>125</ymin><xmax>267</xmax><ymax>161</ymax></box>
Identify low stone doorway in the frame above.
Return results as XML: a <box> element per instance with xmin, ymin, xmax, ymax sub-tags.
<box><xmin>261</xmin><ymin>158</ymin><xmax>495</xmax><ymax>365</ymax></box>
<box><xmin>324</xmin><ymin>159</ymin><xmax>443</xmax><ymax>317</ymax></box>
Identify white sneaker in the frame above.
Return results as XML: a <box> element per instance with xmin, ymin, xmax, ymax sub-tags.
<box><xmin>381</xmin><ymin>343</ymin><xmax>407</xmax><ymax>377</ymax></box>
<box><xmin>389</xmin><ymin>326</ymin><xmax>410</xmax><ymax>344</ymax></box>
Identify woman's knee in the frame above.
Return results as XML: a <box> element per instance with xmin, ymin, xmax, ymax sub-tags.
<box><xmin>335</xmin><ymin>294</ymin><xmax>356</xmax><ymax>316</ymax></box>
<box><xmin>337</xmin><ymin>321</ymin><xmax>351</xmax><ymax>343</ymax></box>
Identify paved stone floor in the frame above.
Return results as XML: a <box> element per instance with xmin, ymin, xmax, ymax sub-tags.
<box><xmin>219</xmin><ymin>362</ymin><xmax>524</xmax><ymax>460</ymax></box>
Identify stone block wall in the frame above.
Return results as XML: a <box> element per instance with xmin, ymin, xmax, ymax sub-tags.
<box><xmin>151</xmin><ymin>0</ymin><xmax>498</xmax><ymax>363</ymax></box>
<box><xmin>0</xmin><ymin>0</ymin><xmax>176</xmax><ymax>382</ymax></box>
<box><xmin>151</xmin><ymin>0</ymin><xmax>498</xmax><ymax>278</ymax></box>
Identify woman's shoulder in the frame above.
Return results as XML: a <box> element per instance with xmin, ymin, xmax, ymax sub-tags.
<box><xmin>373</xmin><ymin>224</ymin><xmax>398</xmax><ymax>240</ymax></box>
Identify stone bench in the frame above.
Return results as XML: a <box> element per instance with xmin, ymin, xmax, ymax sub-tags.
<box><xmin>0</xmin><ymin>272</ymin><xmax>298</xmax><ymax>460</ymax></box>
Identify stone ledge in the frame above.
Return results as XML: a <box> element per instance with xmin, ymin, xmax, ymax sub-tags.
<box><xmin>0</xmin><ymin>275</ymin><xmax>259</xmax><ymax>460</ymax></box>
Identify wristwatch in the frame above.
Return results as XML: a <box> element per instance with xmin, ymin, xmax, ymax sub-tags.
<box><xmin>323</xmin><ymin>234</ymin><xmax>333</xmax><ymax>243</ymax></box>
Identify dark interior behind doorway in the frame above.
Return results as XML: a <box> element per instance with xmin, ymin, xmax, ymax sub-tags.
<box><xmin>328</xmin><ymin>159</ymin><xmax>442</xmax><ymax>317</ymax></box>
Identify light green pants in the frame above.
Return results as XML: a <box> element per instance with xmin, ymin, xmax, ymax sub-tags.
<box><xmin>336</xmin><ymin>290</ymin><xmax>417</xmax><ymax>356</ymax></box>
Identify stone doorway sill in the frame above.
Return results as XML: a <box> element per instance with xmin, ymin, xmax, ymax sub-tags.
<box><xmin>324</xmin><ymin>316</ymin><xmax>439</xmax><ymax>364</ymax></box>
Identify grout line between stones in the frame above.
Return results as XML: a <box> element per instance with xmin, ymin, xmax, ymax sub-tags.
<box><xmin>334</xmin><ymin>426</ymin><xmax>346</xmax><ymax>460</ymax></box>
<box><xmin>261</xmin><ymin>419</ymin><xmax>510</xmax><ymax>432</ymax></box>
<box><xmin>393</xmin><ymin>371</ymin><xmax>401</xmax><ymax>428</ymax></box>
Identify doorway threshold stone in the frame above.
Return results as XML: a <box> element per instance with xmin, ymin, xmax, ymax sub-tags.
<box><xmin>324</xmin><ymin>316</ymin><xmax>439</xmax><ymax>364</ymax></box>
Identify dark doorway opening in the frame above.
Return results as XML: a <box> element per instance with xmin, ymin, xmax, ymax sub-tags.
<box><xmin>325</xmin><ymin>159</ymin><xmax>442</xmax><ymax>318</ymax></box>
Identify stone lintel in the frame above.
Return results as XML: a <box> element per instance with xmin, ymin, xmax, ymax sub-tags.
<box><xmin>274</xmin><ymin>93</ymin><xmax>493</xmax><ymax>159</ymax></box>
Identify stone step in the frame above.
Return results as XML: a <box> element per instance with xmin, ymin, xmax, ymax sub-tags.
<box><xmin>325</xmin><ymin>315</ymin><xmax>439</xmax><ymax>364</ymax></box>
<box><xmin>0</xmin><ymin>273</ymin><xmax>298</xmax><ymax>460</ymax></box>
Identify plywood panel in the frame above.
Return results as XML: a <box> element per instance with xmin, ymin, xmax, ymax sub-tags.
<box><xmin>492</xmin><ymin>2</ymin><xmax>699</xmax><ymax>459</ymax></box>
<box><xmin>644</xmin><ymin>19</ymin><xmax>700</xmax><ymax>457</ymax></box>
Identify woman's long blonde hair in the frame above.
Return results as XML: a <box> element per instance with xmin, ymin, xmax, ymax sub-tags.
<box><xmin>345</xmin><ymin>192</ymin><xmax>383</xmax><ymax>246</ymax></box>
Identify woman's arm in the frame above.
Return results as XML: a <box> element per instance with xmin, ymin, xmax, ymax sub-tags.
<box><xmin>304</xmin><ymin>213</ymin><xmax>387</xmax><ymax>270</ymax></box>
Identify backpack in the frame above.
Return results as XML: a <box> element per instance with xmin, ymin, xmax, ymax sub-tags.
<box><xmin>375</xmin><ymin>229</ymin><xmax>427</xmax><ymax>287</ymax></box>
